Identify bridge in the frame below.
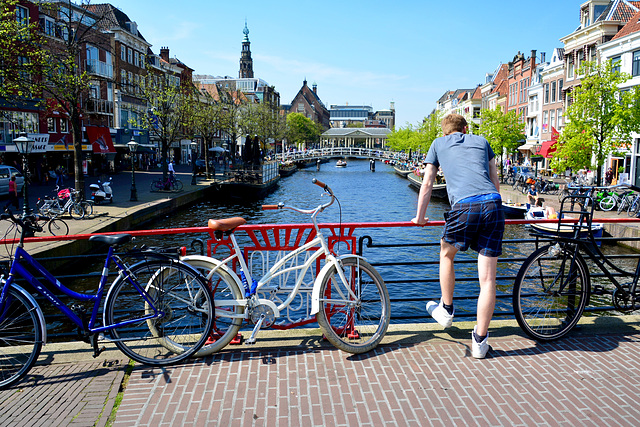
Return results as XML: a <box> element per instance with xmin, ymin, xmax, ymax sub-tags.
<box><xmin>278</xmin><ymin>147</ymin><xmax>410</xmax><ymax>164</ymax></box>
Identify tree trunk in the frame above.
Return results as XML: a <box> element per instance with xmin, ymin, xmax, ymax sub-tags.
<box><xmin>71</xmin><ymin>110</ymin><xmax>85</xmax><ymax>199</ymax></box>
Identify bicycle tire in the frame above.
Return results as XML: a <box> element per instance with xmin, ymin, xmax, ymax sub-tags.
<box><xmin>512</xmin><ymin>244</ymin><xmax>589</xmax><ymax>341</ymax></box>
<box><xmin>316</xmin><ymin>257</ymin><xmax>390</xmax><ymax>354</ymax></box>
<box><xmin>150</xmin><ymin>180</ymin><xmax>163</xmax><ymax>192</ymax></box>
<box><xmin>48</xmin><ymin>218</ymin><xmax>69</xmax><ymax>236</ymax></box>
<box><xmin>181</xmin><ymin>256</ymin><xmax>245</xmax><ymax>356</ymax></box>
<box><xmin>617</xmin><ymin>197</ymin><xmax>629</xmax><ymax>215</ymax></box>
<box><xmin>0</xmin><ymin>287</ymin><xmax>43</xmax><ymax>389</ymax></box>
<box><xmin>171</xmin><ymin>180</ymin><xmax>183</xmax><ymax>191</ymax></box>
<box><xmin>505</xmin><ymin>175</ymin><xmax>515</xmax><ymax>186</ymax></box>
<box><xmin>68</xmin><ymin>203</ymin><xmax>85</xmax><ymax>220</ymax></box>
<box><xmin>80</xmin><ymin>201</ymin><xmax>93</xmax><ymax>217</ymax></box>
<box><xmin>599</xmin><ymin>195</ymin><xmax>616</xmax><ymax>211</ymax></box>
<box><xmin>628</xmin><ymin>199</ymin><xmax>640</xmax><ymax>217</ymax></box>
<box><xmin>103</xmin><ymin>259</ymin><xmax>213</xmax><ymax>366</ymax></box>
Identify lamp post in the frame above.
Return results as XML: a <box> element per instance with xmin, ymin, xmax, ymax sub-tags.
<box><xmin>127</xmin><ymin>139</ymin><xmax>139</xmax><ymax>201</ymax></box>
<box><xmin>13</xmin><ymin>132</ymin><xmax>34</xmax><ymax>216</ymax></box>
<box><xmin>190</xmin><ymin>140</ymin><xmax>197</xmax><ymax>185</ymax></box>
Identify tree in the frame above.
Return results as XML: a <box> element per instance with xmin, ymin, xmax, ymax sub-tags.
<box><xmin>551</xmin><ymin>60</ymin><xmax>640</xmax><ymax>184</ymax></box>
<box><xmin>385</xmin><ymin>111</ymin><xmax>443</xmax><ymax>159</ymax></box>
<box><xmin>239</xmin><ymin>102</ymin><xmax>286</xmax><ymax>159</ymax></box>
<box><xmin>185</xmin><ymin>94</ymin><xmax>226</xmax><ymax>177</ymax></box>
<box><xmin>137</xmin><ymin>63</ymin><xmax>192</xmax><ymax>179</ymax></box>
<box><xmin>478</xmin><ymin>107</ymin><xmax>525</xmax><ymax>176</ymax></box>
<box><xmin>286</xmin><ymin>113</ymin><xmax>321</xmax><ymax>149</ymax></box>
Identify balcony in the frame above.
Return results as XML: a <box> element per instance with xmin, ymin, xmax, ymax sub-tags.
<box><xmin>85</xmin><ymin>59</ymin><xmax>113</xmax><ymax>79</ymax></box>
<box><xmin>85</xmin><ymin>98</ymin><xmax>114</xmax><ymax>115</ymax></box>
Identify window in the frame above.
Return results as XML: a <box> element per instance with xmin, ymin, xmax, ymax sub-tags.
<box><xmin>60</xmin><ymin>119</ymin><xmax>68</xmax><ymax>133</ymax></box>
<box><xmin>558</xmin><ymin>79</ymin><xmax>563</xmax><ymax>95</ymax></box>
<box><xmin>121</xmin><ymin>70</ymin><xmax>126</xmax><ymax>91</ymax></box>
<box><xmin>121</xmin><ymin>110</ymin><xmax>129</xmax><ymax>128</ymax></box>
<box><xmin>47</xmin><ymin>118</ymin><xmax>55</xmax><ymax>132</ymax></box>
<box><xmin>557</xmin><ymin>108</ymin><xmax>563</xmax><ymax>128</ymax></box>
<box><xmin>543</xmin><ymin>111</ymin><xmax>548</xmax><ymax>133</ymax></box>
<box><xmin>121</xmin><ymin>45</ymin><xmax>126</xmax><ymax>61</ymax></box>
<box><xmin>134</xmin><ymin>51</ymin><xmax>139</xmax><ymax>67</ymax></box>
<box><xmin>568</xmin><ymin>56</ymin><xmax>574</xmax><ymax>79</ymax></box>
<box><xmin>611</xmin><ymin>56</ymin><xmax>621</xmax><ymax>74</ymax></box>
<box><xmin>633</xmin><ymin>50</ymin><xmax>640</xmax><ymax>77</ymax></box>
<box><xmin>16</xmin><ymin>6</ymin><xmax>28</xmax><ymax>27</ymax></box>
<box><xmin>550</xmin><ymin>110</ymin><xmax>555</xmax><ymax>129</ymax></box>
<box><xmin>127</xmin><ymin>48</ymin><xmax>132</xmax><ymax>64</ymax></box>
<box><xmin>551</xmin><ymin>81</ymin><xmax>556</xmax><ymax>103</ymax></box>
<box><xmin>577</xmin><ymin>51</ymin><xmax>584</xmax><ymax>76</ymax></box>
<box><xmin>544</xmin><ymin>83</ymin><xmax>549</xmax><ymax>104</ymax></box>
<box><xmin>40</xmin><ymin>17</ymin><xmax>55</xmax><ymax>36</ymax></box>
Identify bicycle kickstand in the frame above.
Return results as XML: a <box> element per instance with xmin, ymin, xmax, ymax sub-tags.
<box><xmin>89</xmin><ymin>333</ymin><xmax>106</xmax><ymax>358</ymax></box>
<box><xmin>245</xmin><ymin>314</ymin><xmax>266</xmax><ymax>345</ymax></box>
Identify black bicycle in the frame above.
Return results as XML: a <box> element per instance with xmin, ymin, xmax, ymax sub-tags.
<box><xmin>512</xmin><ymin>184</ymin><xmax>640</xmax><ymax>341</ymax></box>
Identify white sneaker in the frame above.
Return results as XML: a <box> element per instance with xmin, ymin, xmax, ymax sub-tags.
<box><xmin>426</xmin><ymin>299</ymin><xmax>453</xmax><ymax>328</ymax></box>
<box><xmin>471</xmin><ymin>326</ymin><xmax>490</xmax><ymax>359</ymax></box>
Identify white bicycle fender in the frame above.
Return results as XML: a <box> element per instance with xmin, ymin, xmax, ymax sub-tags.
<box><xmin>180</xmin><ymin>255</ymin><xmax>243</xmax><ymax>287</ymax></box>
<box><xmin>10</xmin><ymin>284</ymin><xmax>47</xmax><ymax>346</ymax></box>
<box><xmin>310</xmin><ymin>254</ymin><xmax>367</xmax><ymax>315</ymax></box>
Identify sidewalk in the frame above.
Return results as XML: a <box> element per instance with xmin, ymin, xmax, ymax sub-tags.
<box><xmin>2</xmin><ymin>317</ymin><xmax>640</xmax><ymax>426</ymax></box>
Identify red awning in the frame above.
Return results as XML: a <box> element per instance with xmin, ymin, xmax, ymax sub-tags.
<box><xmin>539</xmin><ymin>140</ymin><xmax>557</xmax><ymax>158</ymax></box>
<box><xmin>86</xmin><ymin>126</ymin><xmax>116</xmax><ymax>154</ymax></box>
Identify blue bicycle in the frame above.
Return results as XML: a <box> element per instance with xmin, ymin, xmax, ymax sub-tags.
<box><xmin>0</xmin><ymin>211</ymin><xmax>214</xmax><ymax>389</ymax></box>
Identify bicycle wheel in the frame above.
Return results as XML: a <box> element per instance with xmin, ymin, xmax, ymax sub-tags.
<box><xmin>181</xmin><ymin>256</ymin><xmax>244</xmax><ymax>356</ymax></box>
<box><xmin>513</xmin><ymin>244</ymin><xmax>589</xmax><ymax>341</ymax></box>
<box><xmin>0</xmin><ymin>286</ymin><xmax>43</xmax><ymax>389</ymax></box>
<box><xmin>628</xmin><ymin>199</ymin><xmax>640</xmax><ymax>217</ymax></box>
<box><xmin>104</xmin><ymin>259</ymin><xmax>213</xmax><ymax>366</ymax></box>
<box><xmin>150</xmin><ymin>180</ymin><xmax>161</xmax><ymax>192</ymax></box>
<box><xmin>171</xmin><ymin>180</ymin><xmax>183</xmax><ymax>191</ymax></box>
<box><xmin>68</xmin><ymin>203</ymin><xmax>85</xmax><ymax>220</ymax></box>
<box><xmin>599</xmin><ymin>195</ymin><xmax>616</xmax><ymax>211</ymax></box>
<box><xmin>617</xmin><ymin>197</ymin><xmax>629</xmax><ymax>215</ymax></box>
<box><xmin>505</xmin><ymin>175</ymin><xmax>515</xmax><ymax>186</ymax></box>
<box><xmin>80</xmin><ymin>201</ymin><xmax>93</xmax><ymax>217</ymax></box>
<box><xmin>47</xmin><ymin>218</ymin><xmax>69</xmax><ymax>236</ymax></box>
<box><xmin>316</xmin><ymin>257</ymin><xmax>390</xmax><ymax>354</ymax></box>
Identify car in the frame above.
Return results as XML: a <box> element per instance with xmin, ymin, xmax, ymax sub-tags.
<box><xmin>0</xmin><ymin>166</ymin><xmax>24</xmax><ymax>196</ymax></box>
<box><xmin>194</xmin><ymin>159</ymin><xmax>207</xmax><ymax>173</ymax></box>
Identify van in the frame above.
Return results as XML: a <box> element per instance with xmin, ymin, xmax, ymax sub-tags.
<box><xmin>0</xmin><ymin>166</ymin><xmax>24</xmax><ymax>196</ymax></box>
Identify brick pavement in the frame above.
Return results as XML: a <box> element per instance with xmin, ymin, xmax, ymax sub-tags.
<box><xmin>111</xmin><ymin>318</ymin><xmax>640</xmax><ymax>427</ymax></box>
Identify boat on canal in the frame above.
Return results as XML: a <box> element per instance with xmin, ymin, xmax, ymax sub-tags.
<box><xmin>502</xmin><ymin>201</ymin><xmax>528</xmax><ymax>219</ymax></box>
<box><xmin>279</xmin><ymin>162</ymin><xmax>297</xmax><ymax>177</ymax></box>
<box><xmin>407</xmin><ymin>172</ymin><xmax>448</xmax><ymax>201</ymax></box>
<box><xmin>393</xmin><ymin>166</ymin><xmax>412</xmax><ymax>178</ymax></box>
<box><xmin>215</xmin><ymin>162</ymin><xmax>280</xmax><ymax>199</ymax></box>
<box><xmin>525</xmin><ymin>207</ymin><xmax>604</xmax><ymax>241</ymax></box>
<box><xmin>336</xmin><ymin>159</ymin><xmax>347</xmax><ymax>167</ymax></box>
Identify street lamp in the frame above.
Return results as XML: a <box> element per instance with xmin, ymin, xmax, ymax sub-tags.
<box><xmin>13</xmin><ymin>132</ymin><xmax>34</xmax><ymax>216</ymax></box>
<box><xmin>190</xmin><ymin>140</ymin><xmax>197</xmax><ymax>185</ymax></box>
<box><xmin>127</xmin><ymin>139</ymin><xmax>139</xmax><ymax>201</ymax></box>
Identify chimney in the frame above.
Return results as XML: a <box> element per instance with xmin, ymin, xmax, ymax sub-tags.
<box><xmin>541</xmin><ymin>52</ymin><xmax>546</xmax><ymax>63</ymax></box>
<box><xmin>312</xmin><ymin>83</ymin><xmax>317</xmax><ymax>94</ymax></box>
<box><xmin>160</xmin><ymin>47</ymin><xmax>169</xmax><ymax>62</ymax></box>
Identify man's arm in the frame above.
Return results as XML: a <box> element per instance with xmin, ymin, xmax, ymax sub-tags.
<box><xmin>489</xmin><ymin>158</ymin><xmax>499</xmax><ymax>192</ymax></box>
<box><xmin>412</xmin><ymin>163</ymin><xmax>438</xmax><ymax>225</ymax></box>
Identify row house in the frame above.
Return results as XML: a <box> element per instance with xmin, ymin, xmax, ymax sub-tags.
<box><xmin>560</xmin><ymin>0</ymin><xmax>640</xmax><ymax>183</ymax></box>
<box><xmin>480</xmin><ymin>64</ymin><xmax>509</xmax><ymax>113</ymax></box>
<box><xmin>435</xmin><ymin>88</ymin><xmax>479</xmax><ymax>125</ymax></box>
<box><xmin>599</xmin><ymin>7</ymin><xmax>640</xmax><ymax>185</ymax></box>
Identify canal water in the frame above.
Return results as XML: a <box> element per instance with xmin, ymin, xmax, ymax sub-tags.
<box><xmin>138</xmin><ymin>159</ymin><xmax>537</xmax><ymax>323</ymax></box>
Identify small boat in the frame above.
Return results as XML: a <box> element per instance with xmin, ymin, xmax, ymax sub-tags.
<box><xmin>502</xmin><ymin>201</ymin><xmax>528</xmax><ymax>219</ymax></box>
<box><xmin>526</xmin><ymin>207</ymin><xmax>604</xmax><ymax>242</ymax></box>
<box><xmin>407</xmin><ymin>172</ymin><xmax>448</xmax><ymax>201</ymax></box>
<box><xmin>279</xmin><ymin>162</ymin><xmax>297</xmax><ymax>177</ymax></box>
<box><xmin>336</xmin><ymin>159</ymin><xmax>347</xmax><ymax>167</ymax></box>
<box><xmin>393</xmin><ymin>166</ymin><xmax>412</xmax><ymax>178</ymax></box>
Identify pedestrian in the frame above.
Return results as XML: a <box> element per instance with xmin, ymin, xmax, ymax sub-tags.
<box><xmin>4</xmin><ymin>175</ymin><xmax>19</xmax><ymax>211</ymax></box>
<box><xmin>55</xmin><ymin>166</ymin><xmax>63</xmax><ymax>187</ymax></box>
<box><xmin>411</xmin><ymin>113</ymin><xmax>504</xmax><ymax>359</ymax></box>
<box><xmin>605</xmin><ymin>167</ymin><xmax>613</xmax><ymax>186</ymax></box>
<box><xmin>526</xmin><ymin>183</ymin><xmax>538</xmax><ymax>206</ymax></box>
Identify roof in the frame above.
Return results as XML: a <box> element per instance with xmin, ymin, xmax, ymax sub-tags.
<box><xmin>596</xmin><ymin>0</ymin><xmax>640</xmax><ymax>23</ymax></box>
<box><xmin>322</xmin><ymin>128</ymin><xmax>391</xmax><ymax>137</ymax></box>
<box><xmin>85</xmin><ymin>3</ymin><xmax>148</xmax><ymax>42</ymax></box>
<box><xmin>612</xmin><ymin>8</ymin><xmax>640</xmax><ymax>39</ymax></box>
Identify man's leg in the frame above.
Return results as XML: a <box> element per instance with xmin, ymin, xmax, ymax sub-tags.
<box><xmin>439</xmin><ymin>240</ymin><xmax>458</xmax><ymax>305</ymax></box>
<box><xmin>476</xmin><ymin>254</ymin><xmax>498</xmax><ymax>336</ymax></box>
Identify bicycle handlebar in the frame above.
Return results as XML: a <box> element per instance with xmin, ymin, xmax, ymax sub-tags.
<box><xmin>262</xmin><ymin>179</ymin><xmax>335</xmax><ymax>216</ymax></box>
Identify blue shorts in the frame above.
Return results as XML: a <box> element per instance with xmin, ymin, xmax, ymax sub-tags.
<box><xmin>442</xmin><ymin>198</ymin><xmax>505</xmax><ymax>257</ymax></box>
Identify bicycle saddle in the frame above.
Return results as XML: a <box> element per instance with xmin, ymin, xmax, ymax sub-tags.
<box><xmin>208</xmin><ymin>217</ymin><xmax>246</xmax><ymax>231</ymax></box>
<box><xmin>89</xmin><ymin>234</ymin><xmax>132</xmax><ymax>246</ymax></box>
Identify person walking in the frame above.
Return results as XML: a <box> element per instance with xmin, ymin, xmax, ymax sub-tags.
<box><xmin>411</xmin><ymin>113</ymin><xmax>504</xmax><ymax>359</ymax></box>
<box><xmin>5</xmin><ymin>175</ymin><xmax>19</xmax><ymax>211</ymax></box>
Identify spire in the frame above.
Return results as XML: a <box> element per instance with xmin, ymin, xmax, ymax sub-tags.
<box><xmin>243</xmin><ymin>19</ymin><xmax>249</xmax><ymax>42</ymax></box>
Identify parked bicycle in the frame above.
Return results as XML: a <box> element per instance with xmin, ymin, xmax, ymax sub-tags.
<box><xmin>36</xmin><ymin>187</ymin><xmax>91</xmax><ymax>220</ymax></box>
<box><xmin>0</xmin><ymin>211</ymin><xmax>69</xmax><ymax>237</ymax></box>
<box><xmin>181</xmin><ymin>179</ymin><xmax>390</xmax><ymax>355</ymax></box>
<box><xmin>150</xmin><ymin>175</ymin><xmax>183</xmax><ymax>192</ymax></box>
<box><xmin>0</xmin><ymin>211</ymin><xmax>214</xmax><ymax>389</ymax></box>
<box><xmin>512</xmin><ymin>184</ymin><xmax>640</xmax><ymax>341</ymax></box>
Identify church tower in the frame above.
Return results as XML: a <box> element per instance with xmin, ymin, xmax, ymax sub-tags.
<box><xmin>239</xmin><ymin>21</ymin><xmax>254</xmax><ymax>78</ymax></box>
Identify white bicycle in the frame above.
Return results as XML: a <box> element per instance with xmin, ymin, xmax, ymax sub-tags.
<box><xmin>184</xmin><ymin>179</ymin><xmax>390</xmax><ymax>354</ymax></box>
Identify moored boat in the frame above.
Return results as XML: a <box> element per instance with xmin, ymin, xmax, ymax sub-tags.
<box><xmin>279</xmin><ymin>162</ymin><xmax>297</xmax><ymax>177</ymax></box>
<box><xmin>526</xmin><ymin>207</ymin><xmax>604</xmax><ymax>241</ymax></box>
<box><xmin>393</xmin><ymin>166</ymin><xmax>412</xmax><ymax>178</ymax></box>
<box><xmin>407</xmin><ymin>172</ymin><xmax>448</xmax><ymax>201</ymax></box>
<box><xmin>502</xmin><ymin>201</ymin><xmax>528</xmax><ymax>219</ymax></box>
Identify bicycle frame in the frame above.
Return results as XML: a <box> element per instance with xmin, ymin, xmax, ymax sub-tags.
<box><xmin>1</xmin><ymin>245</ymin><xmax>165</xmax><ymax>338</ymax></box>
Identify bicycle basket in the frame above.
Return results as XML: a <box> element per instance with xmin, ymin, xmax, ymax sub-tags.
<box><xmin>58</xmin><ymin>188</ymin><xmax>71</xmax><ymax>199</ymax></box>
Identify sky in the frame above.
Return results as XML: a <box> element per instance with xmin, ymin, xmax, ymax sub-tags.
<box><xmin>103</xmin><ymin>0</ymin><xmax>581</xmax><ymax>127</ymax></box>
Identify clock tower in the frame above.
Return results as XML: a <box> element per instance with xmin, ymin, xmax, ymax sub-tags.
<box><xmin>239</xmin><ymin>21</ymin><xmax>254</xmax><ymax>78</ymax></box>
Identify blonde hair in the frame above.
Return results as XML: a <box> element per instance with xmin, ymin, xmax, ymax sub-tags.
<box><xmin>441</xmin><ymin>114</ymin><xmax>467</xmax><ymax>135</ymax></box>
